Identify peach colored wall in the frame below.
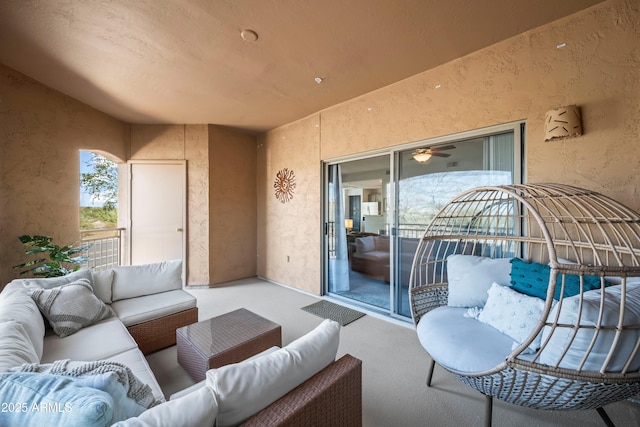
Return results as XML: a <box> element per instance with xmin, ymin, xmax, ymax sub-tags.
<box><xmin>209</xmin><ymin>125</ymin><xmax>258</xmax><ymax>285</ymax></box>
<box><xmin>129</xmin><ymin>124</ymin><xmax>210</xmax><ymax>286</ymax></box>
<box><xmin>257</xmin><ymin>115</ymin><xmax>322</xmax><ymax>295</ymax></box>
<box><xmin>0</xmin><ymin>64</ymin><xmax>128</xmax><ymax>287</ymax></box>
<box><xmin>258</xmin><ymin>0</ymin><xmax>640</xmax><ymax>294</ymax></box>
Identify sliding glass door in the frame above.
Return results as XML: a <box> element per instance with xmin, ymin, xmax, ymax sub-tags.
<box><xmin>326</xmin><ymin>155</ymin><xmax>391</xmax><ymax>311</ymax></box>
<box><xmin>324</xmin><ymin>124</ymin><xmax>522</xmax><ymax>319</ymax></box>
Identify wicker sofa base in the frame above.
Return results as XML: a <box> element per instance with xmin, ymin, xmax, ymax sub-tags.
<box><xmin>127</xmin><ymin>307</ymin><xmax>199</xmax><ymax>355</ymax></box>
<box><xmin>242</xmin><ymin>354</ymin><xmax>362</xmax><ymax>427</ymax></box>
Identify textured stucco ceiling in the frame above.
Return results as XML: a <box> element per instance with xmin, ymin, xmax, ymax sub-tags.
<box><xmin>0</xmin><ymin>0</ymin><xmax>604</xmax><ymax>133</ymax></box>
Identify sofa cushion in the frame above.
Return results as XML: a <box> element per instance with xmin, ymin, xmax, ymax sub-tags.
<box><xmin>111</xmin><ymin>260</ymin><xmax>182</xmax><ymax>302</ymax></box>
<box><xmin>113</xmin><ymin>386</ymin><xmax>218</xmax><ymax>427</ymax></box>
<box><xmin>353</xmin><ymin>251</ymin><xmax>389</xmax><ymax>262</ymax></box>
<box><xmin>0</xmin><ymin>321</ymin><xmax>40</xmax><ymax>372</ymax></box>
<box><xmin>374</xmin><ymin>236</ymin><xmax>390</xmax><ymax>252</ymax></box>
<box><xmin>446</xmin><ymin>255</ymin><xmax>512</xmax><ymax>307</ymax></box>
<box><xmin>0</xmin><ymin>372</ymin><xmax>114</xmax><ymax>427</ymax></box>
<box><xmin>20</xmin><ymin>267</ymin><xmax>93</xmax><ymax>289</ymax></box>
<box><xmin>0</xmin><ymin>282</ymin><xmax>45</xmax><ymax>359</ymax></box>
<box><xmin>417</xmin><ymin>306</ymin><xmax>518</xmax><ymax>373</ymax></box>
<box><xmin>207</xmin><ymin>319</ymin><xmax>340</xmax><ymax>427</ymax></box>
<box><xmin>110</xmin><ymin>290</ymin><xmax>196</xmax><ymax>327</ymax></box>
<box><xmin>91</xmin><ymin>269</ymin><xmax>114</xmax><ymax>303</ymax></box>
<box><xmin>355</xmin><ymin>236</ymin><xmax>375</xmax><ymax>254</ymax></box>
<box><xmin>28</xmin><ymin>278</ymin><xmax>112</xmax><ymax>338</ymax></box>
<box><xmin>42</xmin><ymin>317</ymin><xmax>138</xmax><ymax>363</ymax></box>
<box><xmin>539</xmin><ymin>283</ymin><xmax>640</xmax><ymax>372</ymax></box>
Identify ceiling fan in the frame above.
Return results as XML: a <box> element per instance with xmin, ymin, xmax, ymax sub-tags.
<box><xmin>411</xmin><ymin>145</ymin><xmax>455</xmax><ymax>163</ymax></box>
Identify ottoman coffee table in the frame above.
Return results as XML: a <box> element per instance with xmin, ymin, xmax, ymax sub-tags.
<box><xmin>176</xmin><ymin>308</ymin><xmax>282</xmax><ymax>382</ymax></box>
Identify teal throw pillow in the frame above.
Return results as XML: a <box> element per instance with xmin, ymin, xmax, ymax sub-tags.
<box><xmin>510</xmin><ymin>258</ymin><xmax>607</xmax><ymax>300</ymax></box>
<box><xmin>0</xmin><ymin>372</ymin><xmax>113</xmax><ymax>427</ymax></box>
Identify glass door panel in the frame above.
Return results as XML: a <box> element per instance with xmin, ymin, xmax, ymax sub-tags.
<box><xmin>327</xmin><ymin>156</ymin><xmax>391</xmax><ymax>311</ymax></box>
<box><xmin>394</xmin><ymin>132</ymin><xmax>516</xmax><ymax>318</ymax></box>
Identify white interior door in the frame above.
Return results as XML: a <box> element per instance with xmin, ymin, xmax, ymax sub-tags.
<box><xmin>129</xmin><ymin>161</ymin><xmax>186</xmax><ymax>266</ymax></box>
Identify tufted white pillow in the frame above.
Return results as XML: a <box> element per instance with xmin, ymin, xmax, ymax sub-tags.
<box><xmin>447</xmin><ymin>255</ymin><xmax>513</xmax><ymax>307</ymax></box>
<box><xmin>477</xmin><ymin>282</ymin><xmax>546</xmax><ymax>354</ymax></box>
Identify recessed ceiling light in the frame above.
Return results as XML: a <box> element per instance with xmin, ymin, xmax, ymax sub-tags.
<box><xmin>240</xmin><ymin>29</ymin><xmax>258</xmax><ymax>42</ymax></box>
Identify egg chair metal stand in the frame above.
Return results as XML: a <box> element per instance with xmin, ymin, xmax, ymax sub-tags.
<box><xmin>408</xmin><ymin>183</ymin><xmax>640</xmax><ymax>426</ymax></box>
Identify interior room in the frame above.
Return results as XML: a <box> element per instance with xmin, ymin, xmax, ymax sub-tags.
<box><xmin>1</xmin><ymin>0</ymin><xmax>639</xmax><ymax>426</ymax></box>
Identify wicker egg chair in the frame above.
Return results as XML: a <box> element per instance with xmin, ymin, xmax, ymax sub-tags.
<box><xmin>409</xmin><ymin>183</ymin><xmax>640</xmax><ymax>427</ymax></box>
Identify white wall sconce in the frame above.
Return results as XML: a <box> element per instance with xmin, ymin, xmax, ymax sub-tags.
<box><xmin>544</xmin><ymin>105</ymin><xmax>582</xmax><ymax>141</ymax></box>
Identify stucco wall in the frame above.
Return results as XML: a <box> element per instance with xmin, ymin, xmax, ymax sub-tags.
<box><xmin>257</xmin><ymin>115</ymin><xmax>322</xmax><ymax>295</ymax></box>
<box><xmin>0</xmin><ymin>64</ymin><xmax>128</xmax><ymax>287</ymax></box>
<box><xmin>129</xmin><ymin>124</ymin><xmax>210</xmax><ymax>286</ymax></box>
<box><xmin>209</xmin><ymin>125</ymin><xmax>257</xmax><ymax>285</ymax></box>
<box><xmin>258</xmin><ymin>0</ymin><xmax>640</xmax><ymax>294</ymax></box>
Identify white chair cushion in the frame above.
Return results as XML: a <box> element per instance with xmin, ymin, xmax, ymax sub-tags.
<box><xmin>112</xmin><ymin>260</ymin><xmax>183</xmax><ymax>302</ymax></box>
<box><xmin>91</xmin><ymin>269</ymin><xmax>114</xmax><ymax>303</ymax></box>
<box><xmin>0</xmin><ymin>282</ymin><xmax>45</xmax><ymax>358</ymax></box>
<box><xmin>539</xmin><ymin>283</ymin><xmax>640</xmax><ymax>372</ymax></box>
<box><xmin>169</xmin><ymin>346</ymin><xmax>280</xmax><ymax>401</ymax></box>
<box><xmin>0</xmin><ymin>321</ymin><xmax>40</xmax><ymax>372</ymax></box>
<box><xmin>417</xmin><ymin>306</ymin><xmax>517</xmax><ymax>373</ymax></box>
<box><xmin>110</xmin><ymin>290</ymin><xmax>196</xmax><ymax>327</ymax></box>
<box><xmin>446</xmin><ymin>255</ymin><xmax>512</xmax><ymax>307</ymax></box>
<box><xmin>207</xmin><ymin>319</ymin><xmax>340</xmax><ymax>427</ymax></box>
<box><xmin>113</xmin><ymin>386</ymin><xmax>217</xmax><ymax>427</ymax></box>
<box><xmin>42</xmin><ymin>317</ymin><xmax>137</xmax><ymax>363</ymax></box>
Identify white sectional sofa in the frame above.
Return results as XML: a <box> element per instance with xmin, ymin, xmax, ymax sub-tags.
<box><xmin>0</xmin><ymin>260</ymin><xmax>363</xmax><ymax>426</ymax></box>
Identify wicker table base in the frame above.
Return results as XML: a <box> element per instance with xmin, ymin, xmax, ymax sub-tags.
<box><xmin>176</xmin><ymin>308</ymin><xmax>282</xmax><ymax>382</ymax></box>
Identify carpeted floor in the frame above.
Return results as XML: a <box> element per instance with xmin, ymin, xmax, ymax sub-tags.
<box><xmin>145</xmin><ymin>277</ymin><xmax>640</xmax><ymax>427</ymax></box>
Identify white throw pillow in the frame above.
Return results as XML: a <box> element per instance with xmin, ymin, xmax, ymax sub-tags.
<box><xmin>207</xmin><ymin>319</ymin><xmax>340</xmax><ymax>427</ymax></box>
<box><xmin>539</xmin><ymin>283</ymin><xmax>640</xmax><ymax>372</ymax></box>
<box><xmin>112</xmin><ymin>260</ymin><xmax>183</xmax><ymax>301</ymax></box>
<box><xmin>477</xmin><ymin>282</ymin><xmax>546</xmax><ymax>354</ymax></box>
<box><xmin>447</xmin><ymin>255</ymin><xmax>513</xmax><ymax>307</ymax></box>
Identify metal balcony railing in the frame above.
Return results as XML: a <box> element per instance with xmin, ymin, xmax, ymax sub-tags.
<box><xmin>80</xmin><ymin>228</ymin><xmax>124</xmax><ymax>270</ymax></box>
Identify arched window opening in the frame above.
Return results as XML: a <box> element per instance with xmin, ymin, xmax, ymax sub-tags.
<box><xmin>79</xmin><ymin>150</ymin><xmax>123</xmax><ymax>270</ymax></box>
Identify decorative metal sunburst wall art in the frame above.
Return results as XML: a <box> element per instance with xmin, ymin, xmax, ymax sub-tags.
<box><xmin>273</xmin><ymin>168</ymin><xmax>296</xmax><ymax>204</ymax></box>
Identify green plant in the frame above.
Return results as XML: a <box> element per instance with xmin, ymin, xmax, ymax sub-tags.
<box><xmin>13</xmin><ymin>235</ymin><xmax>91</xmax><ymax>277</ymax></box>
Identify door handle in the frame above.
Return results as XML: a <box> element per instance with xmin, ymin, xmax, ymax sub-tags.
<box><xmin>176</xmin><ymin>228</ymin><xmax>183</xmax><ymax>232</ymax></box>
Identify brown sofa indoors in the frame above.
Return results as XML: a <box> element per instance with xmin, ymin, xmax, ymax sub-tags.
<box><xmin>351</xmin><ymin>235</ymin><xmax>390</xmax><ymax>280</ymax></box>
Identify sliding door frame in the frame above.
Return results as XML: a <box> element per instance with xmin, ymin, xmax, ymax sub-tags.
<box><xmin>322</xmin><ymin>121</ymin><xmax>525</xmax><ymax>320</ymax></box>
